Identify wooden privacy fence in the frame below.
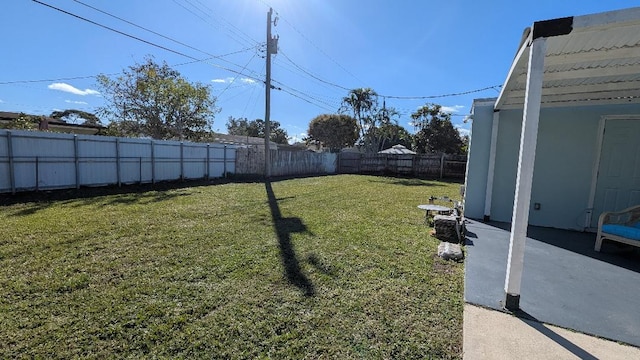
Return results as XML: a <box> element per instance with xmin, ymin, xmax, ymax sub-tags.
<box><xmin>0</xmin><ymin>130</ymin><xmax>236</xmax><ymax>194</ymax></box>
<box><xmin>235</xmin><ymin>148</ymin><xmax>337</xmax><ymax>177</ymax></box>
<box><xmin>338</xmin><ymin>152</ymin><xmax>467</xmax><ymax>179</ymax></box>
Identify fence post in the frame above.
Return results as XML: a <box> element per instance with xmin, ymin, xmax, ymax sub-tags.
<box><xmin>180</xmin><ymin>142</ymin><xmax>184</xmax><ymax>181</ymax></box>
<box><xmin>223</xmin><ymin>145</ymin><xmax>227</xmax><ymax>178</ymax></box>
<box><xmin>440</xmin><ymin>153</ymin><xmax>445</xmax><ymax>179</ymax></box>
<box><xmin>206</xmin><ymin>144</ymin><xmax>210</xmax><ymax>180</ymax></box>
<box><xmin>7</xmin><ymin>131</ymin><xmax>15</xmax><ymax>194</ymax></box>
<box><xmin>35</xmin><ymin>156</ymin><xmax>39</xmax><ymax>191</ymax></box>
<box><xmin>116</xmin><ymin>138</ymin><xmax>121</xmax><ymax>187</ymax></box>
<box><xmin>151</xmin><ymin>140</ymin><xmax>155</xmax><ymax>184</ymax></box>
<box><xmin>139</xmin><ymin>157</ymin><xmax>143</xmax><ymax>184</ymax></box>
<box><xmin>74</xmin><ymin>135</ymin><xmax>80</xmax><ymax>189</ymax></box>
<box><xmin>384</xmin><ymin>154</ymin><xmax>389</xmax><ymax>174</ymax></box>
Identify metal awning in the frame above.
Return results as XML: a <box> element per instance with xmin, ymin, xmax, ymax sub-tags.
<box><xmin>488</xmin><ymin>7</ymin><xmax>640</xmax><ymax>312</ymax></box>
<box><xmin>495</xmin><ymin>7</ymin><xmax>640</xmax><ymax>110</ymax></box>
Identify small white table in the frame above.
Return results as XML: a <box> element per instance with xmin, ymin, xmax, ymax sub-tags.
<box><xmin>418</xmin><ymin>204</ymin><xmax>452</xmax><ymax>224</ymax></box>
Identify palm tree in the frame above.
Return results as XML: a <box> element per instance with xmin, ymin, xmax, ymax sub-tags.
<box><xmin>340</xmin><ymin>88</ymin><xmax>379</xmax><ymax>151</ymax></box>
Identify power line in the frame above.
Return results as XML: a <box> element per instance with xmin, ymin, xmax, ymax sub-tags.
<box><xmin>216</xmin><ymin>51</ymin><xmax>259</xmax><ymax>98</ymax></box>
<box><xmin>380</xmin><ymin>85</ymin><xmax>503</xmax><ymax>100</ymax></box>
<box><xmin>241</xmin><ymin>62</ymin><xmax>266</xmax><ymax>119</ymax></box>
<box><xmin>32</xmin><ymin>0</ymin><xmax>264</xmax><ymax>83</ymax></box>
<box><xmin>172</xmin><ymin>0</ymin><xmax>258</xmax><ymax>49</ymax></box>
<box><xmin>0</xmin><ymin>75</ymin><xmax>107</xmax><ymax>85</ymax></box>
<box><xmin>271</xmin><ymin>80</ymin><xmax>337</xmax><ymax>111</ymax></box>
<box><xmin>190</xmin><ymin>0</ymin><xmax>259</xmax><ymax>45</ymax></box>
<box><xmin>278</xmin><ymin>50</ymin><xmax>351</xmax><ymax>91</ymax></box>
<box><xmin>72</xmin><ymin>0</ymin><xmax>221</xmax><ymax>60</ymax></box>
<box><xmin>71</xmin><ymin>0</ymin><xmax>262</xmax><ymax>73</ymax></box>
<box><xmin>0</xmin><ymin>47</ymin><xmax>260</xmax><ymax>85</ymax></box>
<box><xmin>256</xmin><ymin>0</ymin><xmax>366</xmax><ymax>86</ymax></box>
<box><xmin>277</xmin><ymin>87</ymin><xmax>334</xmax><ymax>112</ymax></box>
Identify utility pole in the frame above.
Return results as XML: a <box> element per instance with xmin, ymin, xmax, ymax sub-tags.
<box><xmin>264</xmin><ymin>8</ymin><xmax>278</xmax><ymax>178</ymax></box>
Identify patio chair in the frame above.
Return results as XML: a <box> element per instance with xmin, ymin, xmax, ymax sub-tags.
<box><xmin>594</xmin><ymin>204</ymin><xmax>640</xmax><ymax>252</ymax></box>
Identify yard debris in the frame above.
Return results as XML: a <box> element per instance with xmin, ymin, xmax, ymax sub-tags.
<box><xmin>437</xmin><ymin>242</ymin><xmax>464</xmax><ymax>261</ymax></box>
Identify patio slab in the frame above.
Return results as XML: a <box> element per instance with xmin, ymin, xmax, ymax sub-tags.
<box><xmin>464</xmin><ymin>304</ymin><xmax>640</xmax><ymax>359</ymax></box>
<box><xmin>464</xmin><ymin>219</ymin><xmax>640</xmax><ymax>347</ymax></box>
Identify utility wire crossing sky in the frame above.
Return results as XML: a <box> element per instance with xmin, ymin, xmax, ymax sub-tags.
<box><xmin>2</xmin><ymin>0</ymin><xmax>638</xmax><ymax>142</ymax></box>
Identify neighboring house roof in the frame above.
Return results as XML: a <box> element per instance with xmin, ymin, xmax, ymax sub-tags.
<box><xmin>495</xmin><ymin>7</ymin><xmax>640</xmax><ymax>110</ymax></box>
<box><xmin>0</xmin><ymin>111</ymin><xmax>104</xmax><ymax>135</ymax></box>
<box><xmin>210</xmin><ymin>133</ymin><xmax>278</xmax><ymax>149</ymax></box>
<box><xmin>378</xmin><ymin>144</ymin><xmax>417</xmax><ymax>155</ymax></box>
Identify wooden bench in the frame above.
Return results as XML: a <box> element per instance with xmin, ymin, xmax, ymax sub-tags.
<box><xmin>595</xmin><ymin>205</ymin><xmax>640</xmax><ymax>252</ymax></box>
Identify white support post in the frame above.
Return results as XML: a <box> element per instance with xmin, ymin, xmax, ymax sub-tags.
<box><xmin>484</xmin><ymin>111</ymin><xmax>500</xmax><ymax>221</ymax></box>
<box><xmin>504</xmin><ymin>36</ymin><xmax>546</xmax><ymax>311</ymax></box>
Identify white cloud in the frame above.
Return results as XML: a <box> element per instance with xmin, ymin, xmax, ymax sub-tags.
<box><xmin>440</xmin><ymin>105</ymin><xmax>465</xmax><ymax>114</ymax></box>
<box><xmin>48</xmin><ymin>83</ymin><xmax>100</xmax><ymax>96</ymax></box>
<box><xmin>455</xmin><ymin>124</ymin><xmax>471</xmax><ymax>137</ymax></box>
<box><xmin>289</xmin><ymin>132</ymin><xmax>307</xmax><ymax>144</ymax></box>
<box><xmin>212</xmin><ymin>77</ymin><xmax>257</xmax><ymax>85</ymax></box>
<box><xmin>65</xmin><ymin>100</ymin><xmax>88</xmax><ymax>105</ymax></box>
<box><xmin>212</xmin><ymin>77</ymin><xmax>235</xmax><ymax>84</ymax></box>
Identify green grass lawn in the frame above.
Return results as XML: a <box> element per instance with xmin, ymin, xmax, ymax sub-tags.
<box><xmin>0</xmin><ymin>175</ymin><xmax>464</xmax><ymax>359</ymax></box>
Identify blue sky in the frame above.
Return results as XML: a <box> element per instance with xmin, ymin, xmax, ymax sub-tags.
<box><xmin>2</xmin><ymin>0</ymin><xmax>639</xmax><ymax>143</ymax></box>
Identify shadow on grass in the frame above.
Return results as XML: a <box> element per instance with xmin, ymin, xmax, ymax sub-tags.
<box><xmin>265</xmin><ymin>181</ymin><xmax>315</xmax><ymax>296</ymax></box>
<box><xmin>368</xmin><ymin>177</ymin><xmax>458</xmax><ymax>187</ymax></box>
<box><xmin>1</xmin><ymin>180</ymin><xmax>219</xmax><ymax>217</ymax></box>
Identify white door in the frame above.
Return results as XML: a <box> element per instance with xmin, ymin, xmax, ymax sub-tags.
<box><xmin>591</xmin><ymin>119</ymin><xmax>640</xmax><ymax>227</ymax></box>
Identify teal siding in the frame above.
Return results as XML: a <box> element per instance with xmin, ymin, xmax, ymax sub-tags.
<box><xmin>464</xmin><ymin>101</ymin><xmax>496</xmax><ymax>219</ymax></box>
<box><xmin>466</xmin><ymin>101</ymin><xmax>640</xmax><ymax>230</ymax></box>
<box><xmin>490</xmin><ymin>109</ymin><xmax>522</xmax><ymax>223</ymax></box>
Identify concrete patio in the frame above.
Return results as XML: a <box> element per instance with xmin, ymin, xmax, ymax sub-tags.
<box><xmin>464</xmin><ymin>219</ymin><xmax>640</xmax><ymax>347</ymax></box>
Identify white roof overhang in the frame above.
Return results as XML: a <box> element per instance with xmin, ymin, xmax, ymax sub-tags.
<box><xmin>495</xmin><ymin>7</ymin><xmax>640</xmax><ymax>110</ymax></box>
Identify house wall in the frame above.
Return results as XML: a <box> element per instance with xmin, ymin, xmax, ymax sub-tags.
<box><xmin>466</xmin><ymin>101</ymin><xmax>640</xmax><ymax>230</ymax></box>
<box><xmin>463</xmin><ymin>100</ymin><xmax>496</xmax><ymax>219</ymax></box>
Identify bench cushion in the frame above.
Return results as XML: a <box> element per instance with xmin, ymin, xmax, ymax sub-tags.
<box><xmin>601</xmin><ymin>224</ymin><xmax>640</xmax><ymax>241</ymax></box>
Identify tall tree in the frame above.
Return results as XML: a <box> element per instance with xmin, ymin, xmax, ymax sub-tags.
<box><xmin>306</xmin><ymin>114</ymin><xmax>358</xmax><ymax>152</ymax></box>
<box><xmin>226</xmin><ymin>117</ymin><xmax>289</xmax><ymax>144</ymax></box>
<box><xmin>96</xmin><ymin>57</ymin><xmax>218</xmax><ymax>140</ymax></box>
<box><xmin>411</xmin><ymin>104</ymin><xmax>464</xmax><ymax>154</ymax></box>
<box><xmin>364</xmin><ymin>105</ymin><xmax>404</xmax><ymax>152</ymax></box>
<box><xmin>377</xmin><ymin>123</ymin><xmax>413</xmax><ymax>151</ymax></box>
<box><xmin>50</xmin><ymin>109</ymin><xmax>102</xmax><ymax>126</ymax></box>
<box><xmin>340</xmin><ymin>88</ymin><xmax>379</xmax><ymax>152</ymax></box>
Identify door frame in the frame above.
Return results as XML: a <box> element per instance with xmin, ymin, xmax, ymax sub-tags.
<box><xmin>587</xmin><ymin>114</ymin><xmax>640</xmax><ymax>230</ymax></box>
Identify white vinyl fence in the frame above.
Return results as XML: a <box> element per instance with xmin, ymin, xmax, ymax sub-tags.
<box><xmin>0</xmin><ymin>130</ymin><xmax>236</xmax><ymax>194</ymax></box>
